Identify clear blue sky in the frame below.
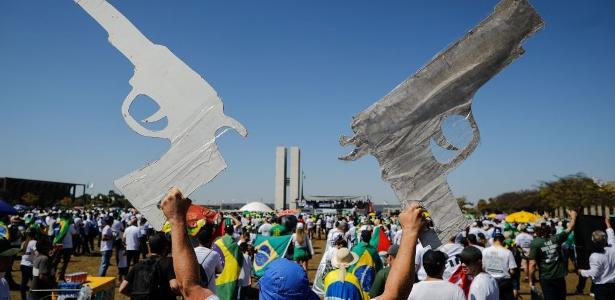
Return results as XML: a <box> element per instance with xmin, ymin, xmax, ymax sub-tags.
<box><xmin>1</xmin><ymin>1</ymin><xmax>614</xmax><ymax>205</ymax></box>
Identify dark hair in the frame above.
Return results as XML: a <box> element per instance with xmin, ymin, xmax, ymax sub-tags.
<box><xmin>148</xmin><ymin>233</ymin><xmax>168</xmax><ymax>254</ymax></box>
<box><xmin>197</xmin><ymin>225</ymin><xmax>213</xmax><ymax>246</ymax></box>
<box><xmin>467</xmin><ymin>234</ymin><xmax>478</xmax><ymax>244</ymax></box>
<box><xmin>423</xmin><ymin>250</ymin><xmax>447</xmax><ymax>277</ymax></box>
<box><xmin>360</xmin><ymin>230</ymin><xmax>371</xmax><ymax>243</ymax></box>
<box><xmin>493</xmin><ymin>233</ymin><xmax>505</xmax><ymax>243</ymax></box>
<box><xmin>239</xmin><ymin>242</ymin><xmax>249</xmax><ymax>253</ymax></box>
<box><xmin>460</xmin><ymin>246</ymin><xmax>482</xmax><ymax>265</ymax></box>
<box><xmin>334</xmin><ymin>236</ymin><xmax>347</xmax><ymax>248</ymax></box>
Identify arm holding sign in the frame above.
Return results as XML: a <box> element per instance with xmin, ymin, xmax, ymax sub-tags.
<box><xmin>161</xmin><ymin>187</ymin><xmax>217</xmax><ymax>300</ymax></box>
<box><xmin>376</xmin><ymin>202</ymin><xmax>426</xmax><ymax>300</ymax></box>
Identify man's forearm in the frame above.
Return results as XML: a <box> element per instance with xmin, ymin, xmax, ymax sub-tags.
<box><xmin>170</xmin><ymin>219</ymin><xmax>202</xmax><ymax>298</ymax></box>
<box><xmin>379</xmin><ymin>231</ymin><xmax>418</xmax><ymax>300</ymax></box>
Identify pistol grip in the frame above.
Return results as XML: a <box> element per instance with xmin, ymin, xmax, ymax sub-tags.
<box><xmin>121</xmin><ymin>89</ymin><xmax>168</xmax><ymax>139</ymax></box>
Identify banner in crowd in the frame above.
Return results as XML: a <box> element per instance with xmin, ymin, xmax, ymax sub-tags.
<box><xmin>312</xmin><ymin>246</ymin><xmax>335</xmax><ymax>295</ymax></box>
<box><xmin>253</xmin><ymin>234</ymin><xmax>292</xmax><ymax>277</ymax></box>
<box><xmin>214</xmin><ymin>235</ymin><xmax>244</xmax><ymax>300</ymax></box>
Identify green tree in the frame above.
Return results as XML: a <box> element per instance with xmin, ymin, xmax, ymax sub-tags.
<box><xmin>538</xmin><ymin>173</ymin><xmax>615</xmax><ymax>210</ymax></box>
<box><xmin>21</xmin><ymin>192</ymin><xmax>39</xmax><ymax>207</ymax></box>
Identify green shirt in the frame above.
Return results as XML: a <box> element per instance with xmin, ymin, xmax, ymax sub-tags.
<box><xmin>368</xmin><ymin>266</ymin><xmax>390</xmax><ymax>298</ymax></box>
<box><xmin>270</xmin><ymin>224</ymin><xmax>287</xmax><ymax>236</ymax></box>
<box><xmin>529</xmin><ymin>231</ymin><xmax>568</xmax><ymax>280</ymax></box>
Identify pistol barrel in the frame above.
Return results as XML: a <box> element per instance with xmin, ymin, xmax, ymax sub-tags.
<box><xmin>75</xmin><ymin>0</ymin><xmax>154</xmax><ymax>65</ymax></box>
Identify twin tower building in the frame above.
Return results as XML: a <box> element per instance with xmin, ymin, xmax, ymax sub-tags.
<box><xmin>274</xmin><ymin>146</ymin><xmax>301</xmax><ymax>210</ymax></box>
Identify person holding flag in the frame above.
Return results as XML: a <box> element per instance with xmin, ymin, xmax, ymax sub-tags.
<box><xmin>369</xmin><ymin>220</ymin><xmax>392</xmax><ymax>260</ymax></box>
<box><xmin>349</xmin><ymin>230</ymin><xmax>383</xmax><ymax>296</ymax></box>
<box><xmin>213</xmin><ymin>224</ymin><xmax>244</xmax><ymax>300</ymax></box>
<box><xmin>51</xmin><ymin>213</ymin><xmax>76</xmax><ymax>280</ymax></box>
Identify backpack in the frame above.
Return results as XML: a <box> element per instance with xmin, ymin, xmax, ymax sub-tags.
<box><xmin>129</xmin><ymin>257</ymin><xmax>161</xmax><ymax>300</ymax></box>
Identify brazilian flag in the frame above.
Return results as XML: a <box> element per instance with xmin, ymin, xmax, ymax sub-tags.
<box><xmin>252</xmin><ymin>234</ymin><xmax>291</xmax><ymax>277</ymax></box>
<box><xmin>213</xmin><ymin>235</ymin><xmax>243</xmax><ymax>300</ymax></box>
<box><xmin>349</xmin><ymin>242</ymin><xmax>382</xmax><ymax>294</ymax></box>
<box><xmin>53</xmin><ymin>217</ymin><xmax>72</xmax><ymax>245</ymax></box>
<box><xmin>0</xmin><ymin>221</ymin><xmax>9</xmax><ymax>240</ymax></box>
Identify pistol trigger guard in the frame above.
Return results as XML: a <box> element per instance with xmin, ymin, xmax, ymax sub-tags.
<box><xmin>142</xmin><ymin>108</ymin><xmax>166</xmax><ymax>124</ymax></box>
<box><xmin>440</xmin><ymin>110</ymin><xmax>481</xmax><ymax>171</ymax></box>
<box><xmin>433</xmin><ymin>121</ymin><xmax>459</xmax><ymax>151</ymax></box>
<box><xmin>121</xmin><ymin>89</ymin><xmax>167</xmax><ymax>139</ymax></box>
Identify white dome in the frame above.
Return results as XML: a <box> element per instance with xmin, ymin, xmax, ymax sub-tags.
<box><xmin>239</xmin><ymin>202</ymin><xmax>273</xmax><ymax>213</ymax></box>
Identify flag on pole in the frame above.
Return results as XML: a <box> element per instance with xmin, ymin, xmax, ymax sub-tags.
<box><xmin>349</xmin><ymin>242</ymin><xmax>382</xmax><ymax>294</ymax></box>
<box><xmin>369</xmin><ymin>225</ymin><xmax>391</xmax><ymax>255</ymax></box>
<box><xmin>53</xmin><ymin>217</ymin><xmax>72</xmax><ymax>245</ymax></box>
<box><xmin>253</xmin><ymin>234</ymin><xmax>292</xmax><ymax>277</ymax></box>
<box><xmin>213</xmin><ymin>235</ymin><xmax>243</xmax><ymax>300</ymax></box>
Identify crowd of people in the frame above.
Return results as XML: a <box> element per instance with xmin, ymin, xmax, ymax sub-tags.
<box><xmin>0</xmin><ymin>190</ymin><xmax>614</xmax><ymax>300</ymax></box>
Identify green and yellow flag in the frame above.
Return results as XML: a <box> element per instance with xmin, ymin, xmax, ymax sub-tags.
<box><xmin>252</xmin><ymin>234</ymin><xmax>292</xmax><ymax>277</ymax></box>
<box><xmin>213</xmin><ymin>235</ymin><xmax>243</xmax><ymax>300</ymax></box>
<box><xmin>53</xmin><ymin>217</ymin><xmax>72</xmax><ymax>245</ymax></box>
<box><xmin>349</xmin><ymin>242</ymin><xmax>383</xmax><ymax>295</ymax></box>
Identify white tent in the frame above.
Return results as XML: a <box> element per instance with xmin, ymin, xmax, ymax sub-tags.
<box><xmin>239</xmin><ymin>202</ymin><xmax>273</xmax><ymax>213</ymax></box>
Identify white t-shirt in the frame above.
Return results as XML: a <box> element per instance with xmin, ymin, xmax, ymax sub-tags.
<box><xmin>111</xmin><ymin>220</ymin><xmax>123</xmax><ymax>238</ymax></box>
<box><xmin>482</xmin><ymin>246</ymin><xmax>517</xmax><ymax>279</ymax></box>
<box><xmin>20</xmin><ymin>240</ymin><xmax>38</xmax><ymax>267</ymax></box>
<box><xmin>470</xmin><ymin>244</ymin><xmax>485</xmax><ymax>252</ymax></box>
<box><xmin>306</xmin><ymin>219</ymin><xmax>314</xmax><ymax>229</ymax></box>
<box><xmin>514</xmin><ymin>232</ymin><xmax>534</xmax><ymax>254</ymax></box>
<box><xmin>393</xmin><ymin>229</ymin><xmax>403</xmax><ymax>245</ymax></box>
<box><xmin>468</xmin><ymin>272</ymin><xmax>499</xmax><ymax>300</ymax></box>
<box><xmin>123</xmin><ymin>225</ymin><xmax>141</xmax><ymax>251</ymax></box>
<box><xmin>100</xmin><ymin>226</ymin><xmax>114</xmax><ymax>252</ymax></box>
<box><xmin>408</xmin><ymin>280</ymin><xmax>466</xmax><ymax>300</ymax></box>
<box><xmin>327</xmin><ymin>229</ymin><xmax>344</xmax><ymax>247</ymax></box>
<box><xmin>415</xmin><ymin>243</ymin><xmax>429</xmax><ymax>281</ymax></box>
<box><xmin>62</xmin><ymin>224</ymin><xmax>78</xmax><ymax>249</ymax></box>
<box><xmin>258</xmin><ymin>223</ymin><xmax>272</xmax><ymax>236</ymax></box>
<box><xmin>439</xmin><ymin>243</ymin><xmax>464</xmax><ymax>257</ymax></box>
<box><xmin>46</xmin><ymin>217</ymin><xmax>55</xmax><ymax>236</ymax></box>
<box><xmin>195</xmin><ymin>246</ymin><xmax>223</xmax><ymax>292</ymax></box>
<box><xmin>580</xmin><ymin>229</ymin><xmax>615</xmax><ymax>284</ymax></box>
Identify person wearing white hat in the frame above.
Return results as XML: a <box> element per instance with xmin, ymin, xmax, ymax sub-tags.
<box><xmin>323</xmin><ymin>247</ymin><xmax>363</xmax><ymax>300</ymax></box>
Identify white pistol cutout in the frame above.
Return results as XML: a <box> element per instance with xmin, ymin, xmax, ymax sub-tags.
<box><xmin>75</xmin><ymin>0</ymin><xmax>247</xmax><ymax>229</ymax></box>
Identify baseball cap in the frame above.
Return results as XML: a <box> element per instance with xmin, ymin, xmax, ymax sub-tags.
<box><xmin>423</xmin><ymin>249</ymin><xmax>447</xmax><ymax>267</ymax></box>
<box><xmin>258</xmin><ymin>258</ymin><xmax>319</xmax><ymax>300</ymax></box>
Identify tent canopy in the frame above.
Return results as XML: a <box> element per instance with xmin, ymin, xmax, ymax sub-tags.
<box><xmin>240</xmin><ymin>202</ymin><xmax>273</xmax><ymax>213</ymax></box>
<box><xmin>505</xmin><ymin>211</ymin><xmax>540</xmax><ymax>224</ymax></box>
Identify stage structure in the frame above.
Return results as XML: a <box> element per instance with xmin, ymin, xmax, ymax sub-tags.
<box><xmin>274</xmin><ymin>146</ymin><xmax>301</xmax><ymax>210</ymax></box>
<box><xmin>0</xmin><ymin>177</ymin><xmax>86</xmax><ymax>207</ymax></box>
